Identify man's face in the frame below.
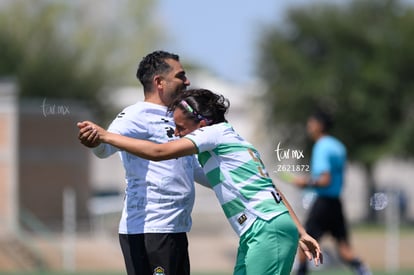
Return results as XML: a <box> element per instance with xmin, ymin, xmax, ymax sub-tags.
<box><xmin>306</xmin><ymin>117</ymin><xmax>323</xmax><ymax>140</ymax></box>
<box><xmin>160</xmin><ymin>59</ymin><xmax>190</xmax><ymax>105</ymax></box>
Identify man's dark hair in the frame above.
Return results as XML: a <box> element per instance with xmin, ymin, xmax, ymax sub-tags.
<box><xmin>310</xmin><ymin>109</ymin><xmax>334</xmax><ymax>132</ymax></box>
<box><xmin>136</xmin><ymin>51</ymin><xmax>180</xmax><ymax>91</ymax></box>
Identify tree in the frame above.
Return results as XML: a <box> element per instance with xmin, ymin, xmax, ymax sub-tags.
<box><xmin>257</xmin><ymin>0</ymin><xmax>414</xmax><ymax>220</ymax></box>
<box><xmin>0</xmin><ymin>0</ymin><xmax>162</xmax><ymax>121</ymax></box>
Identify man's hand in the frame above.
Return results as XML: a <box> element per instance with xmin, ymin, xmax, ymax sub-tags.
<box><xmin>298</xmin><ymin>232</ymin><xmax>323</xmax><ymax>267</ymax></box>
<box><xmin>292</xmin><ymin>176</ymin><xmax>309</xmax><ymax>188</ymax></box>
<box><xmin>77</xmin><ymin>121</ymin><xmax>100</xmax><ymax>148</ymax></box>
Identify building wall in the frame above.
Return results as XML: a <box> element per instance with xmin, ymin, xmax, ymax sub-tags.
<box><xmin>0</xmin><ymin>81</ymin><xmax>18</xmax><ymax>234</ymax></box>
<box><xmin>18</xmin><ymin>98</ymin><xmax>92</xmax><ymax>230</ymax></box>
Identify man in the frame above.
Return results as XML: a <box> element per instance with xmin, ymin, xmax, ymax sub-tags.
<box><xmin>78</xmin><ymin>51</ymin><xmax>208</xmax><ymax>275</ymax></box>
<box><xmin>292</xmin><ymin>110</ymin><xmax>371</xmax><ymax>275</ymax></box>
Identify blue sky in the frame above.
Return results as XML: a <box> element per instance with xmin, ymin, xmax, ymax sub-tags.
<box><xmin>157</xmin><ymin>0</ymin><xmax>414</xmax><ymax>85</ymax></box>
<box><xmin>156</xmin><ymin>0</ymin><xmax>316</xmax><ymax>84</ymax></box>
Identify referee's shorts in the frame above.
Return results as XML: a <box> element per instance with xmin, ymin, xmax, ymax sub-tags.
<box><xmin>305</xmin><ymin>196</ymin><xmax>349</xmax><ymax>242</ymax></box>
<box><xmin>119</xmin><ymin>232</ymin><xmax>190</xmax><ymax>275</ymax></box>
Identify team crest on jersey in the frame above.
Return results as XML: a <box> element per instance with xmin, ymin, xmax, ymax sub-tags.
<box><xmin>153</xmin><ymin>266</ymin><xmax>165</xmax><ymax>275</ymax></box>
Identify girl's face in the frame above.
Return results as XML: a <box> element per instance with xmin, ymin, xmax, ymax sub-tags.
<box><xmin>173</xmin><ymin>108</ymin><xmax>201</xmax><ymax>137</ymax></box>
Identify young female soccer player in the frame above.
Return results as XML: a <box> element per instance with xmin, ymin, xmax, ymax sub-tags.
<box><xmin>78</xmin><ymin>88</ymin><xmax>323</xmax><ymax>275</ymax></box>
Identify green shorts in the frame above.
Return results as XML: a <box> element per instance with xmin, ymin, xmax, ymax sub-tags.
<box><xmin>233</xmin><ymin>212</ymin><xmax>299</xmax><ymax>275</ymax></box>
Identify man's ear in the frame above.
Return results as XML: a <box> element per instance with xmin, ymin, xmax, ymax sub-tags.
<box><xmin>154</xmin><ymin>75</ymin><xmax>163</xmax><ymax>89</ymax></box>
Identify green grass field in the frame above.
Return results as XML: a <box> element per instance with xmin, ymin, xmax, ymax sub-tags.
<box><xmin>2</xmin><ymin>224</ymin><xmax>413</xmax><ymax>275</ymax></box>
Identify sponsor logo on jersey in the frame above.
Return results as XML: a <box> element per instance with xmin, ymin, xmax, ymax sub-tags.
<box><xmin>153</xmin><ymin>266</ymin><xmax>165</xmax><ymax>275</ymax></box>
<box><xmin>237</xmin><ymin>213</ymin><xmax>247</xmax><ymax>225</ymax></box>
<box><xmin>165</xmin><ymin>126</ymin><xmax>174</xmax><ymax>138</ymax></box>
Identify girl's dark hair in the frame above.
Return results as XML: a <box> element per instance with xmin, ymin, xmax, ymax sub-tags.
<box><xmin>168</xmin><ymin>89</ymin><xmax>230</xmax><ymax>125</ymax></box>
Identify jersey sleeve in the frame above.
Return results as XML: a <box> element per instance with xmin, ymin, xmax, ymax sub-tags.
<box><xmin>184</xmin><ymin>126</ymin><xmax>218</xmax><ymax>153</ymax></box>
<box><xmin>92</xmin><ymin>105</ymin><xmax>150</xmax><ymax>158</ymax></box>
<box><xmin>92</xmin><ymin>143</ymin><xmax>118</xmax><ymax>158</ymax></box>
<box><xmin>108</xmin><ymin>107</ymin><xmax>150</xmax><ymax>139</ymax></box>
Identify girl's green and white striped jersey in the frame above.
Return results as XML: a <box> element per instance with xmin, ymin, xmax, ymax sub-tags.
<box><xmin>184</xmin><ymin>122</ymin><xmax>288</xmax><ymax>236</ymax></box>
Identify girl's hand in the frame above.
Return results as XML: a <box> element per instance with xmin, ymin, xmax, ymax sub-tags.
<box><xmin>298</xmin><ymin>232</ymin><xmax>323</xmax><ymax>267</ymax></box>
<box><xmin>77</xmin><ymin>121</ymin><xmax>107</xmax><ymax>146</ymax></box>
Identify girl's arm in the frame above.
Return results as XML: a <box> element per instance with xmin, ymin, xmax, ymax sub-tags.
<box><xmin>78</xmin><ymin>121</ymin><xmax>197</xmax><ymax>161</ymax></box>
<box><xmin>277</xmin><ymin>189</ymin><xmax>323</xmax><ymax>266</ymax></box>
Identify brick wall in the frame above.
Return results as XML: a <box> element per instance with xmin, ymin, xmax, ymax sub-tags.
<box><xmin>19</xmin><ymin>98</ymin><xmax>93</xmax><ymax>230</ymax></box>
<box><xmin>0</xmin><ymin>81</ymin><xmax>18</xmax><ymax>234</ymax></box>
